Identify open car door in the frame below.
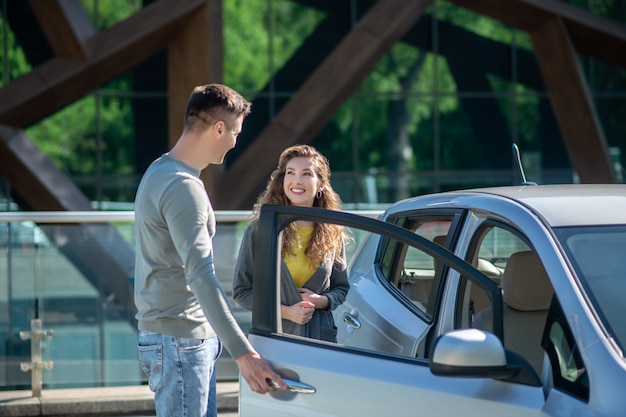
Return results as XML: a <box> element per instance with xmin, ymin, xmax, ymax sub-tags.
<box><xmin>239</xmin><ymin>205</ymin><xmax>545</xmax><ymax>417</ymax></box>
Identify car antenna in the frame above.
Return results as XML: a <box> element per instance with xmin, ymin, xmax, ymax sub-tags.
<box><xmin>512</xmin><ymin>143</ymin><xmax>537</xmax><ymax>186</ymax></box>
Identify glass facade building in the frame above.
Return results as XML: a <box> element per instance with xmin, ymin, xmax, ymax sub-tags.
<box><xmin>2</xmin><ymin>0</ymin><xmax>625</xmax><ymax>208</ymax></box>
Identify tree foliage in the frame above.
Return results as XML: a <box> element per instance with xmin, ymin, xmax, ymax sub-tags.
<box><xmin>223</xmin><ymin>0</ymin><xmax>323</xmax><ymax>94</ymax></box>
<box><xmin>0</xmin><ymin>1</ymin><xmax>139</xmax><ymax>180</ymax></box>
<box><xmin>0</xmin><ymin>16</ymin><xmax>31</xmax><ymax>84</ymax></box>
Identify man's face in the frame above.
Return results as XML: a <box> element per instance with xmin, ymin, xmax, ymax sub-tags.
<box><xmin>213</xmin><ymin>114</ymin><xmax>244</xmax><ymax>164</ymax></box>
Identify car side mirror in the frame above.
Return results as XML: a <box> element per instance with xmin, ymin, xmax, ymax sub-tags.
<box><xmin>429</xmin><ymin>328</ymin><xmax>540</xmax><ymax>386</ymax></box>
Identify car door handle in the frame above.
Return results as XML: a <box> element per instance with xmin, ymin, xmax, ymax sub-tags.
<box><xmin>343</xmin><ymin>312</ymin><xmax>361</xmax><ymax>329</ymax></box>
<box><xmin>271</xmin><ymin>378</ymin><xmax>316</xmax><ymax>394</ymax></box>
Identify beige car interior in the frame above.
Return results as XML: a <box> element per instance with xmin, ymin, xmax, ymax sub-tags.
<box><xmin>467</xmin><ymin>258</ymin><xmax>503</xmax><ymax>317</ymax></box>
<box><xmin>397</xmin><ymin>249</ymin><xmax>434</xmax><ymax>313</ymax></box>
<box><xmin>394</xmin><ymin>223</ymin><xmax>554</xmax><ymax>377</ymax></box>
<box><xmin>397</xmin><ymin>233</ymin><xmax>504</xmax><ymax>315</ymax></box>
<box><xmin>473</xmin><ymin>250</ymin><xmax>554</xmax><ymax>376</ymax></box>
<box><xmin>396</xmin><ymin>227</ymin><xmax>451</xmax><ymax>314</ymax></box>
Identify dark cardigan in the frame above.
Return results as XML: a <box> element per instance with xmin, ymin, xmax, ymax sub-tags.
<box><xmin>232</xmin><ymin>221</ymin><xmax>349</xmax><ymax>342</ymax></box>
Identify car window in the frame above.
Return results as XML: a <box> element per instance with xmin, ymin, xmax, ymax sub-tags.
<box><xmin>554</xmin><ymin>225</ymin><xmax>626</xmax><ymax>356</ymax></box>
<box><xmin>254</xmin><ymin>207</ymin><xmax>491</xmax><ymax>362</ymax></box>
<box><xmin>458</xmin><ymin>225</ymin><xmax>530</xmax><ymax>327</ymax></box>
<box><xmin>381</xmin><ymin>219</ymin><xmax>452</xmax><ymax>317</ymax></box>
<box><xmin>276</xmin><ymin>218</ymin><xmax>434</xmax><ymax>352</ymax></box>
<box><xmin>459</xmin><ymin>224</ymin><xmax>555</xmax><ymax>380</ymax></box>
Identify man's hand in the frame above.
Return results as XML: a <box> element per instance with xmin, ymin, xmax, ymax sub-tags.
<box><xmin>236</xmin><ymin>351</ymin><xmax>288</xmax><ymax>394</ymax></box>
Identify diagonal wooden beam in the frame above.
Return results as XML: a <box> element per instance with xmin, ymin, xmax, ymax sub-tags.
<box><xmin>0</xmin><ymin>125</ymin><xmax>92</xmax><ymax>210</ymax></box>
<box><xmin>28</xmin><ymin>0</ymin><xmax>95</xmax><ymax>61</ymax></box>
<box><xmin>530</xmin><ymin>17</ymin><xmax>616</xmax><ymax>183</ymax></box>
<box><xmin>0</xmin><ymin>1</ymin><xmax>213</xmax><ymax>327</ymax></box>
<box><xmin>0</xmin><ymin>0</ymin><xmax>209</xmax><ymax>128</ymax></box>
<box><xmin>448</xmin><ymin>0</ymin><xmax>626</xmax><ymax>70</ymax></box>
<box><xmin>214</xmin><ymin>0</ymin><xmax>433</xmax><ymax>209</ymax></box>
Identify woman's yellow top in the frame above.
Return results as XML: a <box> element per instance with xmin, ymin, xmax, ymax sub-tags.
<box><xmin>284</xmin><ymin>225</ymin><xmax>318</xmax><ymax>287</ymax></box>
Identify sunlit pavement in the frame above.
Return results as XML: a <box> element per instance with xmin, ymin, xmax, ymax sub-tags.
<box><xmin>0</xmin><ymin>381</ymin><xmax>239</xmax><ymax>416</ymax></box>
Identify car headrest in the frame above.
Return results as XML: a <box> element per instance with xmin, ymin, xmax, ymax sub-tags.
<box><xmin>502</xmin><ymin>251</ymin><xmax>553</xmax><ymax>311</ymax></box>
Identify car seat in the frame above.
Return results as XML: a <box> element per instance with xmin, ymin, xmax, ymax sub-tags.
<box><xmin>473</xmin><ymin>250</ymin><xmax>553</xmax><ymax>376</ymax></box>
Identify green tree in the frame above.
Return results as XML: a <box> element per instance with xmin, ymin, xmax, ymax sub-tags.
<box><xmin>15</xmin><ymin>1</ymin><xmax>140</xmax><ymax>190</ymax></box>
<box><xmin>223</xmin><ymin>0</ymin><xmax>322</xmax><ymax>94</ymax></box>
<box><xmin>0</xmin><ymin>14</ymin><xmax>31</xmax><ymax>85</ymax></box>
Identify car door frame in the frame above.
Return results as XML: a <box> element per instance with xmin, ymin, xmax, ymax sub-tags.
<box><xmin>252</xmin><ymin>204</ymin><xmax>505</xmax><ymax>342</ymax></box>
<box><xmin>384</xmin><ymin>208</ymin><xmax>467</xmax><ymax>318</ymax></box>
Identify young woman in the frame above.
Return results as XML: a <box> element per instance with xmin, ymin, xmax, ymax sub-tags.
<box><xmin>232</xmin><ymin>144</ymin><xmax>349</xmax><ymax>342</ymax></box>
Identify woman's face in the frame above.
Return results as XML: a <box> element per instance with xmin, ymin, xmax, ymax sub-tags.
<box><xmin>283</xmin><ymin>157</ymin><xmax>323</xmax><ymax>207</ymax></box>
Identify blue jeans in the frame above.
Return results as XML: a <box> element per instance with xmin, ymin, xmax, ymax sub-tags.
<box><xmin>138</xmin><ymin>331</ymin><xmax>222</xmax><ymax>417</ymax></box>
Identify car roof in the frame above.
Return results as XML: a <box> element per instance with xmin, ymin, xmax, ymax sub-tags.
<box><xmin>386</xmin><ymin>184</ymin><xmax>626</xmax><ymax>227</ymax></box>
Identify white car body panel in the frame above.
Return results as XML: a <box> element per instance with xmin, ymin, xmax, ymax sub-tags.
<box><xmin>242</xmin><ymin>333</ymin><xmax>546</xmax><ymax>417</ymax></box>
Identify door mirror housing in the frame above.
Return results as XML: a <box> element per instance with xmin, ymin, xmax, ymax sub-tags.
<box><xmin>429</xmin><ymin>329</ymin><xmax>541</xmax><ymax>387</ymax></box>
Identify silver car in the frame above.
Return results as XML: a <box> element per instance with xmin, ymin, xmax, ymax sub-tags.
<box><xmin>239</xmin><ymin>184</ymin><xmax>626</xmax><ymax>417</ymax></box>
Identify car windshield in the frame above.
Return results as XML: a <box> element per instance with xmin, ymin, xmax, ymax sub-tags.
<box><xmin>555</xmin><ymin>225</ymin><xmax>626</xmax><ymax>355</ymax></box>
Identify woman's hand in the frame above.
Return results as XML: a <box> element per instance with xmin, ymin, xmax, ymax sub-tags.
<box><xmin>298</xmin><ymin>288</ymin><xmax>329</xmax><ymax>309</ymax></box>
<box><xmin>281</xmin><ymin>301</ymin><xmax>315</xmax><ymax>325</ymax></box>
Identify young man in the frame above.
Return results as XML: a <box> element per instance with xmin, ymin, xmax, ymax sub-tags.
<box><xmin>134</xmin><ymin>84</ymin><xmax>285</xmax><ymax>417</ymax></box>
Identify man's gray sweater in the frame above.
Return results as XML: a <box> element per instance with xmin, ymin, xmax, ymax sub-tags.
<box><xmin>134</xmin><ymin>154</ymin><xmax>252</xmax><ymax>360</ymax></box>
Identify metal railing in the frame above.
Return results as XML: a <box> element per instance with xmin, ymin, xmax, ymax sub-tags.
<box><xmin>0</xmin><ymin>210</ymin><xmax>383</xmax><ymax>223</ymax></box>
<box><xmin>19</xmin><ymin>319</ymin><xmax>53</xmax><ymax>397</ymax></box>
<box><xmin>0</xmin><ymin>209</ymin><xmax>383</xmax><ymax>395</ymax></box>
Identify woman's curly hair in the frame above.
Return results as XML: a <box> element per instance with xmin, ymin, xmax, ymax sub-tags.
<box><xmin>252</xmin><ymin>144</ymin><xmax>347</xmax><ymax>266</ymax></box>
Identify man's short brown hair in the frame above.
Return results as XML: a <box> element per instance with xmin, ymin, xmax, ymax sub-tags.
<box><xmin>184</xmin><ymin>84</ymin><xmax>252</xmax><ymax>132</ymax></box>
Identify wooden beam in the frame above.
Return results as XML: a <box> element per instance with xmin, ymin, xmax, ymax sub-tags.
<box><xmin>448</xmin><ymin>0</ymin><xmax>626</xmax><ymax>70</ymax></box>
<box><xmin>166</xmin><ymin>1</ymin><xmax>220</xmax><ymax>195</ymax></box>
<box><xmin>0</xmin><ymin>0</ymin><xmax>210</xmax><ymax>327</ymax></box>
<box><xmin>207</xmin><ymin>0</ymin><xmax>223</xmax><ymax>85</ymax></box>
<box><xmin>167</xmin><ymin>5</ymin><xmax>211</xmax><ymax>148</ymax></box>
<box><xmin>0</xmin><ymin>0</ymin><xmax>209</xmax><ymax>128</ymax></box>
<box><xmin>0</xmin><ymin>125</ymin><xmax>92</xmax><ymax>210</ymax></box>
<box><xmin>203</xmin><ymin>0</ymin><xmax>224</xmax><ymax>198</ymax></box>
<box><xmin>531</xmin><ymin>17</ymin><xmax>616</xmax><ymax>183</ymax></box>
<box><xmin>448</xmin><ymin>0</ymin><xmax>550</xmax><ymax>31</ymax></box>
<box><xmin>214</xmin><ymin>0</ymin><xmax>433</xmax><ymax>209</ymax></box>
<box><xmin>28</xmin><ymin>0</ymin><xmax>95</xmax><ymax>61</ymax></box>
